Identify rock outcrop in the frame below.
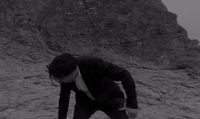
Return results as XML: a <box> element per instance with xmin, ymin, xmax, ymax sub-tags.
<box><xmin>35</xmin><ymin>0</ymin><xmax>188</xmax><ymax>61</ymax></box>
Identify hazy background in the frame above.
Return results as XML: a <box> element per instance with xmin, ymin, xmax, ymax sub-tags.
<box><xmin>162</xmin><ymin>0</ymin><xmax>200</xmax><ymax>41</ymax></box>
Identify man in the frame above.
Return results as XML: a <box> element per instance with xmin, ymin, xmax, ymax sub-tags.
<box><xmin>47</xmin><ymin>53</ymin><xmax>138</xmax><ymax>119</ymax></box>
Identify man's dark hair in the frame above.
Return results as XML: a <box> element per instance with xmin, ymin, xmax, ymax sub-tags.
<box><xmin>47</xmin><ymin>53</ymin><xmax>78</xmax><ymax>79</ymax></box>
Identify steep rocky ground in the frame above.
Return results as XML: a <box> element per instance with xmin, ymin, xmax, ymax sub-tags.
<box><xmin>0</xmin><ymin>55</ymin><xmax>200</xmax><ymax>119</ymax></box>
<box><xmin>0</xmin><ymin>0</ymin><xmax>200</xmax><ymax>119</ymax></box>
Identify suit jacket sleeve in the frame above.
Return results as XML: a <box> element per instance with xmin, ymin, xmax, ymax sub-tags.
<box><xmin>58</xmin><ymin>83</ymin><xmax>72</xmax><ymax>119</ymax></box>
<box><xmin>95</xmin><ymin>58</ymin><xmax>138</xmax><ymax>109</ymax></box>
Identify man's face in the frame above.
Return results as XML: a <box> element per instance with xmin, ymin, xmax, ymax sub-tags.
<box><xmin>53</xmin><ymin>67</ymin><xmax>79</xmax><ymax>83</ymax></box>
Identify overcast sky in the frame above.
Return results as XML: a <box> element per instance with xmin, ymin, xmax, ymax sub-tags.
<box><xmin>162</xmin><ymin>0</ymin><xmax>200</xmax><ymax>41</ymax></box>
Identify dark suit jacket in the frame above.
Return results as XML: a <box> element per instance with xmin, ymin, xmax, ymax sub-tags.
<box><xmin>58</xmin><ymin>56</ymin><xmax>138</xmax><ymax>119</ymax></box>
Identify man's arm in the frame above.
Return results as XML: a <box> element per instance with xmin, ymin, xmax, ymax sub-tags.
<box><xmin>58</xmin><ymin>83</ymin><xmax>72</xmax><ymax>119</ymax></box>
<box><xmin>95</xmin><ymin>58</ymin><xmax>138</xmax><ymax>109</ymax></box>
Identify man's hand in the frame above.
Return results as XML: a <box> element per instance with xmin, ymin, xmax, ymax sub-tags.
<box><xmin>126</xmin><ymin>107</ymin><xmax>138</xmax><ymax>119</ymax></box>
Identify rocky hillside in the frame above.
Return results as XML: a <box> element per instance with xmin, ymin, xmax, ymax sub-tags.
<box><xmin>0</xmin><ymin>0</ymin><xmax>200</xmax><ymax>119</ymax></box>
<box><xmin>0</xmin><ymin>55</ymin><xmax>200</xmax><ymax>119</ymax></box>
<box><xmin>1</xmin><ymin>0</ymin><xmax>199</xmax><ymax>63</ymax></box>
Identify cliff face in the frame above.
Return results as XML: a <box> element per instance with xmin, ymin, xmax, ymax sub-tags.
<box><xmin>36</xmin><ymin>0</ymin><xmax>186</xmax><ymax>60</ymax></box>
<box><xmin>1</xmin><ymin>0</ymin><xmax>198</xmax><ymax>64</ymax></box>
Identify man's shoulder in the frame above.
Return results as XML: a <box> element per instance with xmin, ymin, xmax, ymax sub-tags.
<box><xmin>75</xmin><ymin>55</ymin><xmax>107</xmax><ymax>69</ymax></box>
<box><xmin>76</xmin><ymin>55</ymin><xmax>102</xmax><ymax>62</ymax></box>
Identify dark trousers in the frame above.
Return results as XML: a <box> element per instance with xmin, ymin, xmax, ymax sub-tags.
<box><xmin>73</xmin><ymin>92</ymin><xmax>129</xmax><ymax>119</ymax></box>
